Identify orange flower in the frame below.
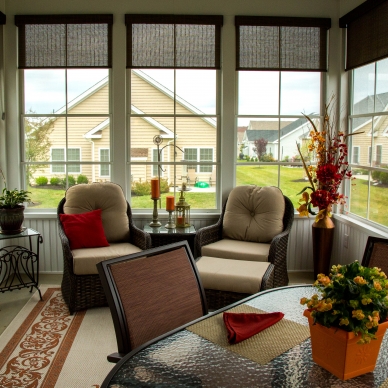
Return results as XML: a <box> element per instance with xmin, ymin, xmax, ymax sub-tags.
<box><xmin>354</xmin><ymin>276</ymin><xmax>367</xmax><ymax>285</ymax></box>
<box><xmin>374</xmin><ymin>281</ymin><xmax>382</xmax><ymax>291</ymax></box>
<box><xmin>352</xmin><ymin>310</ymin><xmax>365</xmax><ymax>320</ymax></box>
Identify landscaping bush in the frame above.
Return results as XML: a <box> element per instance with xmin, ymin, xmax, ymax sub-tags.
<box><xmin>61</xmin><ymin>175</ymin><xmax>76</xmax><ymax>187</ymax></box>
<box><xmin>50</xmin><ymin>177</ymin><xmax>62</xmax><ymax>186</ymax></box>
<box><xmin>380</xmin><ymin>171</ymin><xmax>388</xmax><ymax>185</ymax></box>
<box><xmin>372</xmin><ymin>170</ymin><xmax>381</xmax><ymax>181</ymax></box>
<box><xmin>160</xmin><ymin>178</ymin><xmax>170</xmax><ymax>193</ymax></box>
<box><xmin>77</xmin><ymin>174</ymin><xmax>89</xmax><ymax>184</ymax></box>
<box><xmin>35</xmin><ymin>176</ymin><xmax>48</xmax><ymax>186</ymax></box>
<box><xmin>131</xmin><ymin>180</ymin><xmax>151</xmax><ymax>196</ymax></box>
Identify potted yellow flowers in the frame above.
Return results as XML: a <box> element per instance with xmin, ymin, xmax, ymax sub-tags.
<box><xmin>301</xmin><ymin>261</ymin><xmax>388</xmax><ymax>380</ymax></box>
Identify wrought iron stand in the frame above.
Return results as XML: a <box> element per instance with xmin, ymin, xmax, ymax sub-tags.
<box><xmin>0</xmin><ymin>228</ymin><xmax>43</xmax><ymax>300</ymax></box>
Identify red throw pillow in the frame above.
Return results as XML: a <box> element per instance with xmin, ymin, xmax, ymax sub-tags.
<box><xmin>59</xmin><ymin>209</ymin><xmax>110</xmax><ymax>250</ymax></box>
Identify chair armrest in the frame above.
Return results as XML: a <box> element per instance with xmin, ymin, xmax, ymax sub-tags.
<box><xmin>129</xmin><ymin>223</ymin><xmax>152</xmax><ymax>250</ymax></box>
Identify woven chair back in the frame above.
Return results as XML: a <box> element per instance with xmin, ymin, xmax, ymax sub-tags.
<box><xmin>97</xmin><ymin>241</ymin><xmax>207</xmax><ymax>361</ymax></box>
<box><xmin>362</xmin><ymin>237</ymin><xmax>388</xmax><ymax>274</ymax></box>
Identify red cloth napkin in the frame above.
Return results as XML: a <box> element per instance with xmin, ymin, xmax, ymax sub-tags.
<box><xmin>223</xmin><ymin>311</ymin><xmax>284</xmax><ymax>344</ymax></box>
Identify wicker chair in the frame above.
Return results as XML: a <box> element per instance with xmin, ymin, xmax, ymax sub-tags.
<box><xmin>195</xmin><ymin>186</ymin><xmax>294</xmax><ymax>309</ymax></box>
<box><xmin>361</xmin><ymin>236</ymin><xmax>388</xmax><ymax>273</ymax></box>
<box><xmin>57</xmin><ymin>182</ymin><xmax>151</xmax><ymax>315</ymax></box>
<box><xmin>97</xmin><ymin>241</ymin><xmax>208</xmax><ymax>362</ymax></box>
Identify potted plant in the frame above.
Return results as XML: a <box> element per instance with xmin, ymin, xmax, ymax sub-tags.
<box><xmin>0</xmin><ymin>168</ymin><xmax>31</xmax><ymax>234</ymax></box>
<box><xmin>301</xmin><ymin>261</ymin><xmax>388</xmax><ymax>380</ymax></box>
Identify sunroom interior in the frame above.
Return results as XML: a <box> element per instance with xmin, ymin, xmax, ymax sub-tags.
<box><xmin>0</xmin><ymin>0</ymin><xmax>387</xmax><ymax>317</ymax></box>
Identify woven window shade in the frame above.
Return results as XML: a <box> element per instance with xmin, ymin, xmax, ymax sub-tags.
<box><xmin>0</xmin><ymin>12</ymin><xmax>5</xmax><ymax>25</ymax></box>
<box><xmin>15</xmin><ymin>14</ymin><xmax>113</xmax><ymax>68</ymax></box>
<box><xmin>125</xmin><ymin>14</ymin><xmax>223</xmax><ymax>69</ymax></box>
<box><xmin>339</xmin><ymin>0</ymin><xmax>388</xmax><ymax>71</ymax></box>
<box><xmin>235</xmin><ymin>16</ymin><xmax>331</xmax><ymax>71</ymax></box>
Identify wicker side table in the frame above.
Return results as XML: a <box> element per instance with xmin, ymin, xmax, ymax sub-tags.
<box><xmin>143</xmin><ymin>225</ymin><xmax>196</xmax><ymax>255</ymax></box>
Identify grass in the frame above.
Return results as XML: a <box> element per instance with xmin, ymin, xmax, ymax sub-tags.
<box><xmin>26</xmin><ymin>165</ymin><xmax>388</xmax><ymax>228</ymax></box>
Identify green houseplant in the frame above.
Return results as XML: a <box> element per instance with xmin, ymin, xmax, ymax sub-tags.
<box><xmin>0</xmin><ymin>168</ymin><xmax>31</xmax><ymax>234</ymax></box>
<box><xmin>301</xmin><ymin>261</ymin><xmax>388</xmax><ymax>379</ymax></box>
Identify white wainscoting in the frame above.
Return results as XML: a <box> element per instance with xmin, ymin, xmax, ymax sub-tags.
<box><xmin>1</xmin><ymin>214</ymin><xmax>386</xmax><ymax>274</ymax></box>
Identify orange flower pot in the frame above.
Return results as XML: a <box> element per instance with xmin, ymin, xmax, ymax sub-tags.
<box><xmin>304</xmin><ymin>309</ymin><xmax>388</xmax><ymax>380</ymax></box>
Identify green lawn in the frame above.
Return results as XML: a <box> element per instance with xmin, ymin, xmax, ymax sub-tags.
<box><xmin>27</xmin><ymin>165</ymin><xmax>388</xmax><ymax>228</ymax></box>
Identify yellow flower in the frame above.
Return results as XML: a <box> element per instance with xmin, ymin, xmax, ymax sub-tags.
<box><xmin>297</xmin><ymin>203</ymin><xmax>309</xmax><ymax>217</ymax></box>
<box><xmin>354</xmin><ymin>276</ymin><xmax>367</xmax><ymax>285</ymax></box>
<box><xmin>318</xmin><ymin>276</ymin><xmax>331</xmax><ymax>286</ymax></box>
<box><xmin>352</xmin><ymin>310</ymin><xmax>365</xmax><ymax>320</ymax></box>
<box><xmin>339</xmin><ymin>318</ymin><xmax>349</xmax><ymax>326</ymax></box>
<box><xmin>374</xmin><ymin>281</ymin><xmax>382</xmax><ymax>291</ymax></box>
<box><xmin>361</xmin><ymin>298</ymin><xmax>372</xmax><ymax>305</ymax></box>
<box><xmin>300</xmin><ymin>297</ymin><xmax>308</xmax><ymax>305</ymax></box>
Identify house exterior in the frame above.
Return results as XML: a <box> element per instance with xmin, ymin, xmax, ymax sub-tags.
<box><xmin>31</xmin><ymin>70</ymin><xmax>217</xmax><ymax>186</ymax></box>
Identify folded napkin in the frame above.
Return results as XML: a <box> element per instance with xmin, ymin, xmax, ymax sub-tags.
<box><xmin>223</xmin><ymin>311</ymin><xmax>284</xmax><ymax>344</ymax></box>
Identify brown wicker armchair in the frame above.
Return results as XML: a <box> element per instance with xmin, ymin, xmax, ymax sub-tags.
<box><xmin>57</xmin><ymin>182</ymin><xmax>151</xmax><ymax>314</ymax></box>
<box><xmin>195</xmin><ymin>186</ymin><xmax>294</xmax><ymax>308</ymax></box>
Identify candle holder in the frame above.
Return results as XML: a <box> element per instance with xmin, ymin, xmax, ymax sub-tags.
<box><xmin>165</xmin><ymin>210</ymin><xmax>176</xmax><ymax>229</ymax></box>
<box><xmin>149</xmin><ymin>197</ymin><xmax>162</xmax><ymax>227</ymax></box>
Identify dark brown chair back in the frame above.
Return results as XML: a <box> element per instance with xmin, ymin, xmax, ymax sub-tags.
<box><xmin>361</xmin><ymin>237</ymin><xmax>388</xmax><ymax>274</ymax></box>
<box><xmin>97</xmin><ymin>241</ymin><xmax>208</xmax><ymax>362</ymax></box>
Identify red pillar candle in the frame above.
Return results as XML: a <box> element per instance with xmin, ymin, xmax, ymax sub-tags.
<box><xmin>151</xmin><ymin>178</ymin><xmax>160</xmax><ymax>198</ymax></box>
<box><xmin>166</xmin><ymin>196</ymin><xmax>175</xmax><ymax>211</ymax></box>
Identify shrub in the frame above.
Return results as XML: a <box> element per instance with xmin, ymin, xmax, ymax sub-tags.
<box><xmin>35</xmin><ymin>176</ymin><xmax>48</xmax><ymax>186</ymax></box>
<box><xmin>132</xmin><ymin>180</ymin><xmax>151</xmax><ymax>196</ymax></box>
<box><xmin>160</xmin><ymin>178</ymin><xmax>170</xmax><ymax>194</ymax></box>
<box><xmin>50</xmin><ymin>177</ymin><xmax>62</xmax><ymax>186</ymax></box>
<box><xmin>61</xmin><ymin>175</ymin><xmax>76</xmax><ymax>187</ymax></box>
<box><xmin>372</xmin><ymin>171</ymin><xmax>380</xmax><ymax>181</ymax></box>
<box><xmin>380</xmin><ymin>171</ymin><xmax>388</xmax><ymax>185</ymax></box>
<box><xmin>261</xmin><ymin>153</ymin><xmax>275</xmax><ymax>162</ymax></box>
<box><xmin>77</xmin><ymin>174</ymin><xmax>89</xmax><ymax>184</ymax></box>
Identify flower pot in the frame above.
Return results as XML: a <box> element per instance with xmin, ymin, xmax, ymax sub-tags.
<box><xmin>304</xmin><ymin>309</ymin><xmax>388</xmax><ymax>380</ymax></box>
<box><xmin>312</xmin><ymin>214</ymin><xmax>334</xmax><ymax>278</ymax></box>
<box><xmin>0</xmin><ymin>206</ymin><xmax>25</xmax><ymax>234</ymax></box>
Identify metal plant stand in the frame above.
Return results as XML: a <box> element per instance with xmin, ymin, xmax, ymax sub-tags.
<box><xmin>0</xmin><ymin>228</ymin><xmax>43</xmax><ymax>300</ymax></box>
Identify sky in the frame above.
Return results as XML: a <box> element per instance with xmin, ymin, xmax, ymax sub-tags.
<box><xmin>24</xmin><ymin>63</ymin><xmax>388</xmax><ymax>125</ymax></box>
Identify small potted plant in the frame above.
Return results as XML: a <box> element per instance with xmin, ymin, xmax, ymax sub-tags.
<box><xmin>0</xmin><ymin>168</ymin><xmax>31</xmax><ymax>234</ymax></box>
<box><xmin>301</xmin><ymin>261</ymin><xmax>388</xmax><ymax>380</ymax></box>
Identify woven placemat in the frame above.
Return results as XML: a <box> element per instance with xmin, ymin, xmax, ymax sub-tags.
<box><xmin>186</xmin><ymin>304</ymin><xmax>310</xmax><ymax>365</ymax></box>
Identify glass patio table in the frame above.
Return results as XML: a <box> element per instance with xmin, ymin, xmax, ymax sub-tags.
<box><xmin>101</xmin><ymin>285</ymin><xmax>388</xmax><ymax>387</ymax></box>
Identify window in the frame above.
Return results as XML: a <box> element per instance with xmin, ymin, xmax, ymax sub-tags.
<box><xmin>184</xmin><ymin>148</ymin><xmax>213</xmax><ymax>173</ymax></box>
<box><xmin>100</xmin><ymin>149</ymin><xmax>110</xmax><ymax>177</ymax></box>
<box><xmin>15</xmin><ymin>14</ymin><xmax>112</xmax><ymax>208</ymax></box>
<box><xmin>126</xmin><ymin>14</ymin><xmax>223</xmax><ymax>209</ymax></box>
<box><xmin>235</xmin><ymin>16</ymin><xmax>330</xmax><ymax>207</ymax></box>
<box><xmin>51</xmin><ymin>148</ymin><xmax>80</xmax><ymax>173</ymax></box>
<box><xmin>352</xmin><ymin>146</ymin><xmax>360</xmax><ymax>164</ymax></box>
<box><xmin>341</xmin><ymin>2</ymin><xmax>388</xmax><ymax>228</ymax></box>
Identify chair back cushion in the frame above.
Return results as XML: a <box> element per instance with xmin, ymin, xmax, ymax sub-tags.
<box><xmin>63</xmin><ymin>182</ymin><xmax>129</xmax><ymax>242</ymax></box>
<box><xmin>222</xmin><ymin>185</ymin><xmax>285</xmax><ymax>243</ymax></box>
<box><xmin>106</xmin><ymin>245</ymin><xmax>205</xmax><ymax>350</ymax></box>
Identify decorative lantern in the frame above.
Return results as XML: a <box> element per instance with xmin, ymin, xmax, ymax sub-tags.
<box><xmin>175</xmin><ymin>190</ymin><xmax>190</xmax><ymax>227</ymax></box>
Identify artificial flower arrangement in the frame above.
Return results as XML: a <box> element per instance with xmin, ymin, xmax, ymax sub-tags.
<box><xmin>300</xmin><ymin>261</ymin><xmax>388</xmax><ymax>344</ymax></box>
<box><xmin>296</xmin><ymin>96</ymin><xmax>355</xmax><ymax>222</ymax></box>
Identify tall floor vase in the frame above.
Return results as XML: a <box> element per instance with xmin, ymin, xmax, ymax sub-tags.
<box><xmin>312</xmin><ymin>214</ymin><xmax>335</xmax><ymax>278</ymax></box>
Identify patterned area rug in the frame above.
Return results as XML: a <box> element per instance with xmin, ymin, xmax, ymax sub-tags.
<box><xmin>0</xmin><ymin>287</ymin><xmax>116</xmax><ymax>388</ymax></box>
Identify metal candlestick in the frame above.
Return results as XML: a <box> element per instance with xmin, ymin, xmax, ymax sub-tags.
<box><xmin>149</xmin><ymin>197</ymin><xmax>162</xmax><ymax>227</ymax></box>
<box><xmin>165</xmin><ymin>210</ymin><xmax>176</xmax><ymax>229</ymax></box>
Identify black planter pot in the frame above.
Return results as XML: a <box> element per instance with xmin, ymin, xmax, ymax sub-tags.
<box><xmin>0</xmin><ymin>206</ymin><xmax>25</xmax><ymax>234</ymax></box>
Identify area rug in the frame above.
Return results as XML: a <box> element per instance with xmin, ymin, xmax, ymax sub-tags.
<box><xmin>0</xmin><ymin>287</ymin><xmax>116</xmax><ymax>388</ymax></box>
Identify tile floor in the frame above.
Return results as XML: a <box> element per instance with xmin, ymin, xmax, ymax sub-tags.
<box><xmin>0</xmin><ymin>272</ymin><xmax>314</xmax><ymax>336</ymax></box>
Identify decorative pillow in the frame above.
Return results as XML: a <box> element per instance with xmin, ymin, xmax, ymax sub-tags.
<box><xmin>222</xmin><ymin>185</ymin><xmax>285</xmax><ymax>243</ymax></box>
<box><xmin>59</xmin><ymin>209</ymin><xmax>110</xmax><ymax>250</ymax></box>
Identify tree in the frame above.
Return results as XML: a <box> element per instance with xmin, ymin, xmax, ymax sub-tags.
<box><xmin>24</xmin><ymin>112</ymin><xmax>54</xmax><ymax>184</ymax></box>
<box><xmin>253</xmin><ymin>138</ymin><xmax>268</xmax><ymax>161</ymax></box>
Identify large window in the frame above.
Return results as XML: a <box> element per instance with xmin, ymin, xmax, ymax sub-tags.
<box><xmin>15</xmin><ymin>14</ymin><xmax>112</xmax><ymax>208</ymax></box>
<box><xmin>348</xmin><ymin>59</ymin><xmax>388</xmax><ymax>227</ymax></box>
<box><xmin>126</xmin><ymin>14</ymin><xmax>222</xmax><ymax>210</ymax></box>
<box><xmin>235</xmin><ymin>16</ymin><xmax>330</xmax><ymax>207</ymax></box>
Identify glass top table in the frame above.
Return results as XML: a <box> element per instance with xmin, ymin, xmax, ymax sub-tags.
<box><xmin>101</xmin><ymin>285</ymin><xmax>388</xmax><ymax>387</ymax></box>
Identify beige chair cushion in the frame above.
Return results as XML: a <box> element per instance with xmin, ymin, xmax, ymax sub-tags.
<box><xmin>196</xmin><ymin>256</ymin><xmax>271</xmax><ymax>294</ymax></box>
<box><xmin>63</xmin><ymin>182</ymin><xmax>129</xmax><ymax>243</ymax></box>
<box><xmin>73</xmin><ymin>242</ymin><xmax>142</xmax><ymax>275</ymax></box>
<box><xmin>201</xmin><ymin>239</ymin><xmax>270</xmax><ymax>262</ymax></box>
<box><xmin>222</xmin><ymin>185</ymin><xmax>285</xmax><ymax>243</ymax></box>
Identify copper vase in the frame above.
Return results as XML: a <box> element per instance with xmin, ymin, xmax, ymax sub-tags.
<box><xmin>312</xmin><ymin>213</ymin><xmax>335</xmax><ymax>278</ymax></box>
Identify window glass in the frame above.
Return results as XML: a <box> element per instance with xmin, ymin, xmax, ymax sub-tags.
<box><xmin>349</xmin><ymin>60</ymin><xmax>388</xmax><ymax>227</ymax></box>
<box><xmin>129</xmin><ymin>69</ymin><xmax>218</xmax><ymax>210</ymax></box>
<box><xmin>236</xmin><ymin>71</ymin><xmax>321</xmax><ymax>209</ymax></box>
<box><xmin>23</xmin><ymin>69</ymin><xmax>110</xmax><ymax>208</ymax></box>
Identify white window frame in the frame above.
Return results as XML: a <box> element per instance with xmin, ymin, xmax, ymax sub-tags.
<box><xmin>51</xmin><ymin>147</ymin><xmax>81</xmax><ymax>174</ymax></box>
<box><xmin>99</xmin><ymin>148</ymin><xmax>110</xmax><ymax>177</ymax></box>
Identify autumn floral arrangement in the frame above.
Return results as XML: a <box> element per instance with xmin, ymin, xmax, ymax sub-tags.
<box><xmin>297</xmin><ymin>96</ymin><xmax>353</xmax><ymax>222</ymax></box>
<box><xmin>301</xmin><ymin>261</ymin><xmax>388</xmax><ymax>344</ymax></box>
